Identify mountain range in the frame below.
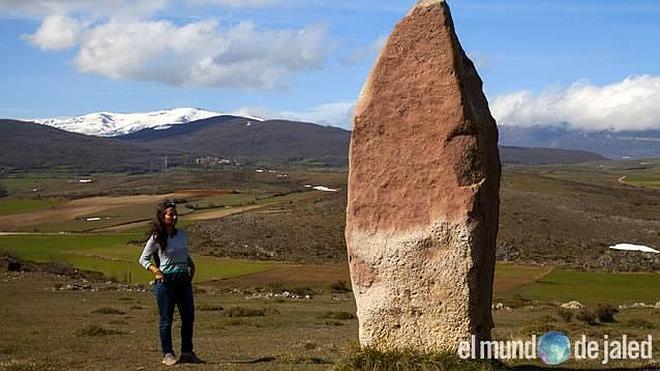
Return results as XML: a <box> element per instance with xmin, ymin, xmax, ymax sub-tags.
<box><xmin>27</xmin><ymin>108</ymin><xmax>660</xmax><ymax>160</ymax></box>
<box><xmin>498</xmin><ymin>125</ymin><xmax>660</xmax><ymax>159</ymax></box>
<box><xmin>33</xmin><ymin>107</ymin><xmax>250</xmax><ymax>137</ymax></box>
<box><xmin>1</xmin><ymin>113</ymin><xmax>608</xmax><ymax>172</ymax></box>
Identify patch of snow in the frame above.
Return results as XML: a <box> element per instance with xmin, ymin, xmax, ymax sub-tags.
<box><xmin>85</xmin><ymin>217</ymin><xmax>101</xmax><ymax>222</ymax></box>
<box><xmin>609</xmin><ymin>243</ymin><xmax>659</xmax><ymax>254</ymax></box>
<box><xmin>256</xmin><ymin>169</ymin><xmax>265</xmax><ymax>173</ymax></box>
<box><xmin>313</xmin><ymin>186</ymin><xmax>338</xmax><ymax>192</ymax></box>
<box><xmin>304</xmin><ymin>185</ymin><xmax>312</xmax><ymax>188</ymax></box>
<box><xmin>78</xmin><ymin>179</ymin><xmax>92</xmax><ymax>183</ymax></box>
<box><xmin>560</xmin><ymin>301</ymin><xmax>583</xmax><ymax>309</ymax></box>
<box><xmin>33</xmin><ymin>107</ymin><xmax>224</xmax><ymax>137</ymax></box>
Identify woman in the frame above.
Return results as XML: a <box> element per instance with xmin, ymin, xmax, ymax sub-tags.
<box><xmin>139</xmin><ymin>200</ymin><xmax>204</xmax><ymax>365</ymax></box>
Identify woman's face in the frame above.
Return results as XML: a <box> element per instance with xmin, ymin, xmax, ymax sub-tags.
<box><xmin>163</xmin><ymin>207</ymin><xmax>177</xmax><ymax>227</ymax></box>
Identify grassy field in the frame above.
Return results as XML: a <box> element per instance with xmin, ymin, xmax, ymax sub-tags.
<box><xmin>0</xmin><ymin>197</ymin><xmax>62</xmax><ymax>216</ymax></box>
<box><xmin>3</xmin><ymin>232</ymin><xmax>658</xmax><ymax>308</ymax></box>
<box><xmin>1</xmin><ymin>270</ymin><xmax>658</xmax><ymax>370</ymax></box>
<box><xmin>596</xmin><ymin>158</ymin><xmax>659</xmax><ymax>188</ymax></box>
<box><xmin>0</xmin><ymin>233</ymin><xmax>277</xmax><ymax>283</ymax></box>
<box><xmin>622</xmin><ymin>170</ymin><xmax>660</xmax><ymax>188</ymax></box>
<box><xmin>512</xmin><ymin>268</ymin><xmax>660</xmax><ymax>305</ymax></box>
<box><xmin>1</xmin><ymin>164</ymin><xmax>659</xmax><ymax>369</ymax></box>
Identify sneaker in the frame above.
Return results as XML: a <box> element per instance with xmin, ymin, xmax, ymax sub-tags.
<box><xmin>162</xmin><ymin>353</ymin><xmax>177</xmax><ymax>366</ymax></box>
<box><xmin>179</xmin><ymin>351</ymin><xmax>205</xmax><ymax>364</ymax></box>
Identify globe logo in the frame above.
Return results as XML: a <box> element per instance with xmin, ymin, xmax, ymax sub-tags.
<box><xmin>538</xmin><ymin>331</ymin><xmax>571</xmax><ymax>365</ymax></box>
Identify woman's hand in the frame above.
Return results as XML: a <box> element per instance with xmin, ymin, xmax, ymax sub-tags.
<box><xmin>187</xmin><ymin>255</ymin><xmax>195</xmax><ymax>279</ymax></box>
<box><xmin>154</xmin><ymin>270</ymin><xmax>166</xmax><ymax>282</ymax></box>
<box><xmin>149</xmin><ymin>264</ymin><xmax>166</xmax><ymax>282</ymax></box>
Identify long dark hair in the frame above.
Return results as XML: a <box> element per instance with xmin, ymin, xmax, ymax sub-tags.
<box><xmin>148</xmin><ymin>200</ymin><xmax>178</xmax><ymax>251</ymax></box>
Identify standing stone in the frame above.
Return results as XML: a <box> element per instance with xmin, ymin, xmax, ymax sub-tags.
<box><xmin>345</xmin><ymin>0</ymin><xmax>501</xmax><ymax>353</ymax></box>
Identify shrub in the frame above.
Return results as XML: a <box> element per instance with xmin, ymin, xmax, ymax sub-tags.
<box><xmin>320</xmin><ymin>311</ymin><xmax>355</xmax><ymax>320</ymax></box>
<box><xmin>225</xmin><ymin>306</ymin><xmax>265</xmax><ymax>317</ymax></box>
<box><xmin>595</xmin><ymin>304</ymin><xmax>618</xmax><ymax>323</ymax></box>
<box><xmin>197</xmin><ymin>303</ymin><xmax>224</xmax><ymax>312</ymax></box>
<box><xmin>499</xmin><ymin>294</ymin><xmax>531</xmax><ymax>309</ymax></box>
<box><xmin>92</xmin><ymin>307</ymin><xmax>125</xmax><ymax>315</ymax></box>
<box><xmin>331</xmin><ymin>280</ymin><xmax>352</xmax><ymax>293</ymax></box>
<box><xmin>334</xmin><ymin>345</ymin><xmax>506</xmax><ymax>371</ymax></box>
<box><xmin>290</xmin><ymin>286</ymin><xmax>316</xmax><ymax>296</ymax></box>
<box><xmin>557</xmin><ymin>308</ymin><xmax>573</xmax><ymax>322</ymax></box>
<box><xmin>626</xmin><ymin>319</ymin><xmax>655</xmax><ymax>329</ymax></box>
<box><xmin>576</xmin><ymin>308</ymin><xmax>597</xmax><ymax>325</ymax></box>
<box><xmin>521</xmin><ymin>322</ymin><xmax>561</xmax><ymax>336</ymax></box>
<box><xmin>77</xmin><ymin>325</ymin><xmax>125</xmax><ymax>336</ymax></box>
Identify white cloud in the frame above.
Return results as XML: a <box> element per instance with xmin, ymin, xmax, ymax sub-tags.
<box><xmin>21</xmin><ymin>14</ymin><xmax>330</xmax><ymax>89</ymax></box>
<box><xmin>186</xmin><ymin>0</ymin><xmax>286</xmax><ymax>8</ymax></box>
<box><xmin>7</xmin><ymin>0</ymin><xmax>346</xmax><ymax>90</ymax></box>
<box><xmin>234</xmin><ymin>102</ymin><xmax>355</xmax><ymax>129</ymax></box>
<box><xmin>341</xmin><ymin>35</ymin><xmax>387</xmax><ymax>66</ymax></box>
<box><xmin>491</xmin><ymin>75</ymin><xmax>660</xmax><ymax>131</ymax></box>
<box><xmin>0</xmin><ymin>0</ymin><xmax>167</xmax><ymax>18</ymax></box>
<box><xmin>23</xmin><ymin>15</ymin><xmax>85</xmax><ymax>50</ymax></box>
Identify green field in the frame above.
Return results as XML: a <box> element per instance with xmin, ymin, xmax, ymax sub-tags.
<box><xmin>0</xmin><ymin>197</ymin><xmax>62</xmax><ymax>216</ymax></box>
<box><xmin>624</xmin><ymin>174</ymin><xmax>660</xmax><ymax>188</ymax></box>
<box><xmin>0</xmin><ymin>233</ymin><xmax>277</xmax><ymax>283</ymax></box>
<box><xmin>513</xmin><ymin>268</ymin><xmax>660</xmax><ymax>305</ymax></box>
<box><xmin>5</xmin><ymin>232</ymin><xmax>658</xmax><ymax>307</ymax></box>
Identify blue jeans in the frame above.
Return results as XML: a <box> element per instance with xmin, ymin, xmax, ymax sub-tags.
<box><xmin>153</xmin><ymin>275</ymin><xmax>195</xmax><ymax>354</ymax></box>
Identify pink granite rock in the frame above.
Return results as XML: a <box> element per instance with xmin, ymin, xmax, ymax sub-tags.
<box><xmin>346</xmin><ymin>0</ymin><xmax>501</xmax><ymax>353</ymax></box>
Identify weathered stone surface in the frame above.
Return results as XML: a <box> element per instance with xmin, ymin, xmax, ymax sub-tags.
<box><xmin>346</xmin><ymin>0</ymin><xmax>501</xmax><ymax>353</ymax></box>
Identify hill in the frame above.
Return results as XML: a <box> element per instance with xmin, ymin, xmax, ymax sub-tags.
<box><xmin>1</xmin><ymin>117</ymin><xmax>608</xmax><ymax>172</ymax></box>
<box><xmin>120</xmin><ymin>115</ymin><xmax>606</xmax><ymax>166</ymax></box>
<box><xmin>498</xmin><ymin>146</ymin><xmax>606</xmax><ymax>165</ymax></box>
<box><xmin>119</xmin><ymin>116</ymin><xmax>351</xmax><ymax>167</ymax></box>
<box><xmin>0</xmin><ymin>119</ymin><xmax>188</xmax><ymax>173</ymax></box>
<box><xmin>499</xmin><ymin>125</ymin><xmax>660</xmax><ymax>159</ymax></box>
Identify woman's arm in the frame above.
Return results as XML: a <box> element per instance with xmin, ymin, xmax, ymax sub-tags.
<box><xmin>139</xmin><ymin>235</ymin><xmax>165</xmax><ymax>281</ymax></box>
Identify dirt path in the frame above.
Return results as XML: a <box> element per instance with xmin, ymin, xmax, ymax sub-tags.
<box><xmin>205</xmin><ymin>263</ymin><xmax>351</xmax><ymax>288</ymax></box>
<box><xmin>492</xmin><ymin>264</ymin><xmax>555</xmax><ymax>295</ymax></box>
<box><xmin>184</xmin><ymin>204</ymin><xmax>270</xmax><ymax>221</ymax></box>
<box><xmin>0</xmin><ymin>191</ymin><xmax>218</xmax><ymax>231</ymax></box>
<box><xmin>88</xmin><ymin>204</ymin><xmax>270</xmax><ymax>232</ymax></box>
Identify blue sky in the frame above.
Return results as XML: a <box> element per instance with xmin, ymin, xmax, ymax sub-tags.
<box><xmin>2</xmin><ymin>0</ymin><xmax>660</xmax><ymax>131</ymax></box>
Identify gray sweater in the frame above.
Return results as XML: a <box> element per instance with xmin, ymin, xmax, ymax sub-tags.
<box><xmin>139</xmin><ymin>230</ymin><xmax>191</xmax><ymax>275</ymax></box>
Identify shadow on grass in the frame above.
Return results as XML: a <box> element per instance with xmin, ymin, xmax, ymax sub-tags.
<box><xmin>335</xmin><ymin>346</ymin><xmax>507</xmax><ymax>371</ymax></box>
<box><xmin>513</xmin><ymin>367</ymin><xmax>656</xmax><ymax>371</ymax></box>
<box><xmin>334</xmin><ymin>346</ymin><xmax>657</xmax><ymax>371</ymax></box>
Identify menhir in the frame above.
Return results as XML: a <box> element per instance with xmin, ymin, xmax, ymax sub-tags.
<box><xmin>345</xmin><ymin>0</ymin><xmax>501</xmax><ymax>352</ymax></box>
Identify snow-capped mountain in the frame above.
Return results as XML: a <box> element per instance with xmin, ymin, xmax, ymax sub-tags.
<box><xmin>33</xmin><ymin>107</ymin><xmax>226</xmax><ymax>137</ymax></box>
